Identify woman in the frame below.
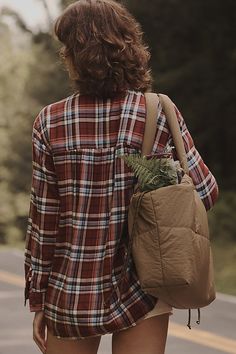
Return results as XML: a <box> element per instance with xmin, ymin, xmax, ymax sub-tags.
<box><xmin>24</xmin><ymin>1</ymin><xmax>219</xmax><ymax>353</ymax></box>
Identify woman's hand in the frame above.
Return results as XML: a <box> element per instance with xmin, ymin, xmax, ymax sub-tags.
<box><xmin>33</xmin><ymin>310</ymin><xmax>47</xmax><ymax>354</ymax></box>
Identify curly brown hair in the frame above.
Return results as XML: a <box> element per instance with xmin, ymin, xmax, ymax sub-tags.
<box><xmin>54</xmin><ymin>0</ymin><xmax>153</xmax><ymax>98</ymax></box>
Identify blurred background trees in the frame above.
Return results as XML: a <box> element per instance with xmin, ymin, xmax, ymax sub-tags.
<box><xmin>126</xmin><ymin>0</ymin><xmax>236</xmax><ymax>190</ymax></box>
<box><xmin>0</xmin><ymin>0</ymin><xmax>235</xmax><ymax>250</ymax></box>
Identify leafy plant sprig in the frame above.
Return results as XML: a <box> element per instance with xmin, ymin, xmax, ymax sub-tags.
<box><xmin>118</xmin><ymin>145</ymin><xmax>182</xmax><ymax>192</ymax></box>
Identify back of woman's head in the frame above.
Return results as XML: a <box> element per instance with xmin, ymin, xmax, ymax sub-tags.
<box><xmin>54</xmin><ymin>0</ymin><xmax>153</xmax><ymax>98</ymax></box>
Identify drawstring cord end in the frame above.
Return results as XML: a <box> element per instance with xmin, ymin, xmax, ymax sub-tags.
<box><xmin>187</xmin><ymin>308</ymin><xmax>201</xmax><ymax>329</ymax></box>
<box><xmin>187</xmin><ymin>309</ymin><xmax>191</xmax><ymax>329</ymax></box>
<box><xmin>196</xmin><ymin>308</ymin><xmax>201</xmax><ymax>325</ymax></box>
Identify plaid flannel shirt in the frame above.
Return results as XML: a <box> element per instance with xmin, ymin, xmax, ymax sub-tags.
<box><xmin>24</xmin><ymin>90</ymin><xmax>219</xmax><ymax>339</ymax></box>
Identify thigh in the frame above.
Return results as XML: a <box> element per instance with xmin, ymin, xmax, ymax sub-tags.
<box><xmin>112</xmin><ymin>313</ymin><xmax>170</xmax><ymax>354</ymax></box>
<box><xmin>45</xmin><ymin>327</ymin><xmax>102</xmax><ymax>354</ymax></box>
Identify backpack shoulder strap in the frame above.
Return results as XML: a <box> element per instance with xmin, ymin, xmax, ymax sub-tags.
<box><xmin>143</xmin><ymin>92</ymin><xmax>189</xmax><ymax>175</ymax></box>
<box><xmin>142</xmin><ymin>92</ymin><xmax>160</xmax><ymax>157</ymax></box>
<box><xmin>158</xmin><ymin>93</ymin><xmax>189</xmax><ymax>175</ymax></box>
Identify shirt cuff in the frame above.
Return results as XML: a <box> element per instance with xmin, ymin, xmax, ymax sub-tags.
<box><xmin>25</xmin><ymin>290</ymin><xmax>46</xmax><ymax>312</ymax></box>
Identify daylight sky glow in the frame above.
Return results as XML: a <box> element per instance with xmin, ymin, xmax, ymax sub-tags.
<box><xmin>0</xmin><ymin>0</ymin><xmax>60</xmax><ymax>30</ymax></box>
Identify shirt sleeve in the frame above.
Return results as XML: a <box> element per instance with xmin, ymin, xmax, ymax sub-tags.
<box><xmin>24</xmin><ymin>110</ymin><xmax>60</xmax><ymax>312</ymax></box>
<box><xmin>151</xmin><ymin>99</ymin><xmax>219</xmax><ymax>211</ymax></box>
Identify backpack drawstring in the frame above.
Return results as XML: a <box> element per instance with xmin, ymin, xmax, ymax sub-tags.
<box><xmin>187</xmin><ymin>309</ymin><xmax>191</xmax><ymax>329</ymax></box>
<box><xmin>196</xmin><ymin>308</ymin><xmax>201</xmax><ymax>325</ymax></box>
<box><xmin>187</xmin><ymin>308</ymin><xmax>201</xmax><ymax>329</ymax></box>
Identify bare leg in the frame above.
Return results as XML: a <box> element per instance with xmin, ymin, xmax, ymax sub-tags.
<box><xmin>45</xmin><ymin>328</ymin><xmax>102</xmax><ymax>354</ymax></box>
<box><xmin>112</xmin><ymin>313</ymin><xmax>170</xmax><ymax>354</ymax></box>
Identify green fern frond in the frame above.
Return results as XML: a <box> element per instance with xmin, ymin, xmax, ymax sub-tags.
<box><xmin>118</xmin><ymin>152</ymin><xmax>178</xmax><ymax>191</ymax></box>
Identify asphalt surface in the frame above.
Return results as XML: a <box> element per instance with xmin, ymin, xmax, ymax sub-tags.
<box><xmin>0</xmin><ymin>248</ymin><xmax>235</xmax><ymax>354</ymax></box>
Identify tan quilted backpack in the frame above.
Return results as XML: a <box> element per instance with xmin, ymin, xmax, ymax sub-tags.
<box><xmin>128</xmin><ymin>93</ymin><xmax>216</xmax><ymax>328</ymax></box>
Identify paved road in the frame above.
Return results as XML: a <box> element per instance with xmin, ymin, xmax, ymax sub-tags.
<box><xmin>0</xmin><ymin>248</ymin><xmax>235</xmax><ymax>354</ymax></box>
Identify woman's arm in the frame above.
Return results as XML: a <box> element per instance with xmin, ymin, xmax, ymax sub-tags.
<box><xmin>24</xmin><ymin>108</ymin><xmax>60</xmax><ymax>312</ymax></box>
<box><xmin>171</xmin><ymin>102</ymin><xmax>219</xmax><ymax>210</ymax></box>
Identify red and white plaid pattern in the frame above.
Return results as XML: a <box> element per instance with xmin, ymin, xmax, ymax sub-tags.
<box><xmin>24</xmin><ymin>90</ymin><xmax>219</xmax><ymax>339</ymax></box>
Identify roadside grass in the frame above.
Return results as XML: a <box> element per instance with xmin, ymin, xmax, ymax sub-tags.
<box><xmin>212</xmin><ymin>239</ymin><xmax>236</xmax><ymax>296</ymax></box>
<box><xmin>0</xmin><ymin>240</ymin><xmax>25</xmax><ymax>251</ymax></box>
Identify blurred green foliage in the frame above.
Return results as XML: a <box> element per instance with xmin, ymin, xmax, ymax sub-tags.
<box><xmin>208</xmin><ymin>192</ymin><xmax>236</xmax><ymax>242</ymax></box>
<box><xmin>0</xmin><ymin>0</ymin><xmax>235</xmax><ymax>247</ymax></box>
<box><xmin>125</xmin><ymin>0</ymin><xmax>236</xmax><ymax>189</ymax></box>
<box><xmin>212</xmin><ymin>239</ymin><xmax>236</xmax><ymax>295</ymax></box>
